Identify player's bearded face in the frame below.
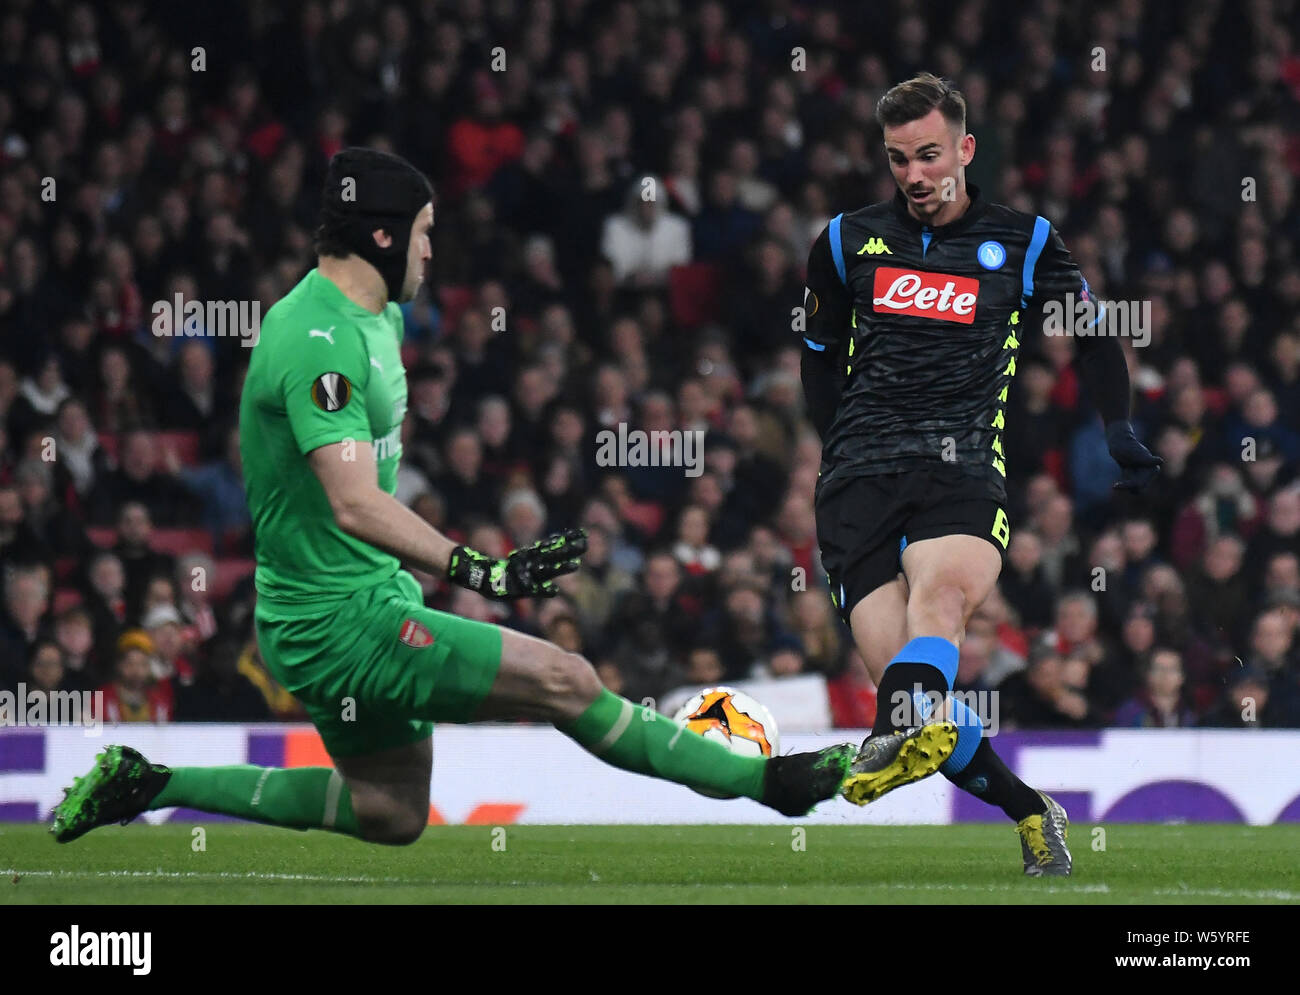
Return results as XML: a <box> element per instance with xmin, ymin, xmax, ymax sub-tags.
<box><xmin>883</xmin><ymin>108</ymin><xmax>972</xmax><ymax>219</ymax></box>
<box><xmin>400</xmin><ymin>203</ymin><xmax>434</xmax><ymax>302</ymax></box>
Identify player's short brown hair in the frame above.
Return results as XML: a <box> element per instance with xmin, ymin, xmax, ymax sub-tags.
<box><xmin>876</xmin><ymin>72</ymin><xmax>967</xmax><ymax>133</ymax></box>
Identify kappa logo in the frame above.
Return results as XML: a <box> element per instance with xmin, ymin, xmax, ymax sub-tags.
<box><xmin>857</xmin><ymin>237</ymin><xmax>893</xmax><ymax>256</ymax></box>
<box><xmin>311</xmin><ymin>372</ymin><xmax>352</xmax><ymax>411</ymax></box>
<box><xmin>872</xmin><ymin>266</ymin><xmax>980</xmax><ymax>324</ymax></box>
<box><xmin>399</xmin><ymin>618</ymin><xmax>434</xmax><ymax>648</ymax></box>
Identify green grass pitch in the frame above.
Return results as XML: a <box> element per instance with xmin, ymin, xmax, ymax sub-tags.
<box><xmin>2</xmin><ymin>823</ymin><xmax>1298</xmax><ymax>904</ymax></box>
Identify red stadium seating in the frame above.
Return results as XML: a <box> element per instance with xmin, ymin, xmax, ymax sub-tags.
<box><xmin>149</xmin><ymin>529</ymin><xmax>216</xmax><ymax>556</ymax></box>
<box><xmin>213</xmin><ymin>557</ymin><xmax>257</xmax><ymax>603</ymax></box>
<box><xmin>53</xmin><ymin>557</ymin><xmax>79</xmax><ymax>583</ymax></box>
<box><xmin>87</xmin><ymin>527</ymin><xmax>116</xmax><ymax>549</ymax></box>
<box><xmin>97</xmin><ymin>433</ymin><xmax>118</xmax><ymax>464</ymax></box>
<box><xmin>156</xmin><ymin>430</ymin><xmax>201</xmax><ymax>466</ymax></box>
<box><xmin>668</xmin><ymin>263</ymin><xmax>723</xmax><ymax>328</ymax></box>
<box><xmin>85</xmin><ymin>527</ymin><xmax>216</xmax><ymax>556</ymax></box>
<box><xmin>438</xmin><ymin>285</ymin><xmax>475</xmax><ymax>332</ymax></box>
<box><xmin>97</xmin><ymin>431</ymin><xmax>201</xmax><ymax>467</ymax></box>
<box><xmin>51</xmin><ymin>588</ymin><xmax>84</xmax><ymax>615</ymax></box>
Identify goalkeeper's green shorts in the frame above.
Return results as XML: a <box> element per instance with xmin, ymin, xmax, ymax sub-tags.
<box><xmin>254</xmin><ymin>570</ymin><xmax>503</xmax><ymax>758</ymax></box>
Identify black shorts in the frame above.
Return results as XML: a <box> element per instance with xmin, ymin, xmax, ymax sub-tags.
<box><xmin>815</xmin><ymin>465</ymin><xmax>1009</xmax><ymax>624</ymax></box>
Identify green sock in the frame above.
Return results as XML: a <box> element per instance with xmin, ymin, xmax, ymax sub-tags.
<box><xmin>151</xmin><ymin>766</ymin><xmax>360</xmax><ymax>836</ymax></box>
<box><xmin>560</xmin><ymin>689</ymin><xmax>767</xmax><ymax>801</ymax></box>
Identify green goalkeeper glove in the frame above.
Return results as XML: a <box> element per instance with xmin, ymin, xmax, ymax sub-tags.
<box><xmin>447</xmin><ymin>528</ymin><xmax>588</xmax><ymax>600</ymax></box>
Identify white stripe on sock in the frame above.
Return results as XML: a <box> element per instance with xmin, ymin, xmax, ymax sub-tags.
<box><xmin>592</xmin><ymin>700</ymin><xmax>635</xmax><ymax>755</ymax></box>
<box><xmin>323</xmin><ymin>770</ymin><xmax>343</xmax><ymax>828</ymax></box>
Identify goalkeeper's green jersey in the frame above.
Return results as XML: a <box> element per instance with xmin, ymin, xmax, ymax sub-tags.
<box><xmin>239</xmin><ymin>268</ymin><xmax>408</xmax><ymax>614</ymax></box>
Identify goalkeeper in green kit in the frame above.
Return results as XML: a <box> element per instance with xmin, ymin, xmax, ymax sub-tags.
<box><xmin>52</xmin><ymin>148</ymin><xmax>855</xmax><ymax>846</ymax></box>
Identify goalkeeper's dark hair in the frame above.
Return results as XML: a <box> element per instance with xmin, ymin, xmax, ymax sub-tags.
<box><xmin>876</xmin><ymin>72</ymin><xmax>967</xmax><ymax>133</ymax></box>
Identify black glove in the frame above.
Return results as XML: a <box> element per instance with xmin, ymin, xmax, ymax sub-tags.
<box><xmin>1106</xmin><ymin>420</ymin><xmax>1163</xmax><ymax>492</ymax></box>
<box><xmin>447</xmin><ymin>528</ymin><xmax>588</xmax><ymax>600</ymax></box>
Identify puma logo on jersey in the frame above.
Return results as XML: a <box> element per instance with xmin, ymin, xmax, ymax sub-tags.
<box><xmin>858</xmin><ymin>237</ymin><xmax>893</xmax><ymax>255</ymax></box>
<box><xmin>309</xmin><ymin>327</ymin><xmax>336</xmax><ymax>345</ymax></box>
<box><xmin>370</xmin><ymin>356</ymin><xmax>384</xmax><ymax>373</ymax></box>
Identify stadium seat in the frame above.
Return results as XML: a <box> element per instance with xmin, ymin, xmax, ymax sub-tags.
<box><xmin>668</xmin><ymin>263</ymin><xmax>723</xmax><ymax>328</ymax></box>
<box><xmin>87</xmin><ymin>527</ymin><xmax>117</xmax><ymax>549</ymax></box>
<box><xmin>97</xmin><ymin>432</ymin><xmax>119</xmax><ymax>464</ymax></box>
<box><xmin>51</xmin><ymin>587</ymin><xmax>84</xmax><ymax>615</ymax></box>
<box><xmin>213</xmin><ymin>557</ymin><xmax>257</xmax><ymax>603</ymax></box>
<box><xmin>438</xmin><ymin>285</ymin><xmax>475</xmax><ymax>332</ymax></box>
<box><xmin>150</xmin><ymin>528</ymin><xmax>216</xmax><ymax>557</ymax></box>
<box><xmin>156</xmin><ymin>430</ymin><xmax>201</xmax><ymax>466</ymax></box>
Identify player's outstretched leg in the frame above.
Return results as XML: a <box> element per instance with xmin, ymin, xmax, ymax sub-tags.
<box><xmin>480</xmin><ymin>628</ymin><xmax>855</xmax><ymax>817</ymax></box>
<box><xmin>51</xmin><ymin>744</ymin><xmax>369</xmax><ymax>843</ymax></box>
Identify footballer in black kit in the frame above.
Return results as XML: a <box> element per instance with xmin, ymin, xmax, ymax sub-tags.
<box><xmin>802</xmin><ymin>73</ymin><xmax>1161</xmax><ymax>875</ymax></box>
<box><xmin>805</xmin><ymin>182</ymin><xmax>1128</xmax><ymax>613</ymax></box>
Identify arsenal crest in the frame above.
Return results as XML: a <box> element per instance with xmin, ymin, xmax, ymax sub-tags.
<box><xmin>399</xmin><ymin>618</ymin><xmax>434</xmax><ymax>648</ymax></box>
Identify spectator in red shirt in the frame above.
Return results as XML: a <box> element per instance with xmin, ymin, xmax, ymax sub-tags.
<box><xmin>446</xmin><ymin>73</ymin><xmax>524</xmax><ymax>198</ymax></box>
<box><xmin>142</xmin><ymin>602</ymin><xmax>195</xmax><ymax>702</ymax></box>
<box><xmin>97</xmin><ymin>629</ymin><xmax>171</xmax><ymax>723</ymax></box>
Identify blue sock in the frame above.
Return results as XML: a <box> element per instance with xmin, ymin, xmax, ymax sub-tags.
<box><xmin>892</xmin><ymin>636</ymin><xmax>958</xmax><ymax>687</ymax></box>
<box><xmin>872</xmin><ymin>637</ymin><xmax>957</xmax><ymax>735</ymax></box>
<box><xmin>874</xmin><ymin>637</ymin><xmax>982</xmax><ymax>773</ymax></box>
<box><xmin>939</xmin><ymin>696</ymin><xmax>984</xmax><ymax>775</ymax></box>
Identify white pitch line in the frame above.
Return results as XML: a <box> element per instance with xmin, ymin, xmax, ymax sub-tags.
<box><xmin>1151</xmin><ymin>886</ymin><xmax>1300</xmax><ymax>901</ymax></box>
<box><xmin>3</xmin><ymin>868</ymin><xmax>413</xmax><ymax>884</ymax></box>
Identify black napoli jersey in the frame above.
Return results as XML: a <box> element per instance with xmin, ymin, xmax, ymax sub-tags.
<box><xmin>802</xmin><ymin>183</ymin><xmax>1091</xmax><ymax>503</ymax></box>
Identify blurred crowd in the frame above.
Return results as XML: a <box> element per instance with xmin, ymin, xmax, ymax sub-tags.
<box><xmin>2</xmin><ymin>0</ymin><xmax>1300</xmax><ymax>730</ymax></box>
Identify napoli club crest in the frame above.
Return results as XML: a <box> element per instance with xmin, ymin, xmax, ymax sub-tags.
<box><xmin>977</xmin><ymin>240</ymin><xmax>1006</xmax><ymax>270</ymax></box>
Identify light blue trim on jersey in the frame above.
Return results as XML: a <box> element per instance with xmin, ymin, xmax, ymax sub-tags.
<box><xmin>1021</xmin><ymin>215</ymin><xmax>1051</xmax><ymax>305</ymax></box>
<box><xmin>829</xmin><ymin>213</ymin><xmax>847</xmax><ymax>285</ymax></box>
<box><xmin>1090</xmin><ymin>301</ymin><xmax>1107</xmax><ymax>328</ymax></box>
<box><xmin>803</xmin><ymin>337</ymin><xmax>827</xmax><ymax>352</ymax></box>
<box><xmin>921</xmin><ymin>229</ymin><xmax>932</xmax><ymax>259</ymax></box>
